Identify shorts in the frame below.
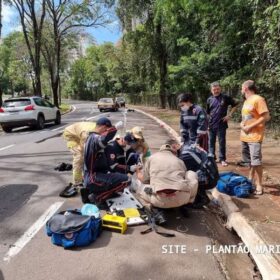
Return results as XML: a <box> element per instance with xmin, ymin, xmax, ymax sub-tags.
<box><xmin>241</xmin><ymin>142</ymin><xmax>262</xmax><ymax>166</ymax></box>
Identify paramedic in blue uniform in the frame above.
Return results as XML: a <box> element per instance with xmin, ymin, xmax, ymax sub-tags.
<box><xmin>105</xmin><ymin>132</ymin><xmax>140</xmax><ymax>174</ymax></box>
<box><xmin>207</xmin><ymin>82</ymin><xmax>238</xmax><ymax>166</ymax></box>
<box><xmin>82</xmin><ymin>117</ymin><xmax>130</xmax><ymax>204</ymax></box>
<box><xmin>177</xmin><ymin>93</ymin><xmax>209</xmax><ymax>151</ymax></box>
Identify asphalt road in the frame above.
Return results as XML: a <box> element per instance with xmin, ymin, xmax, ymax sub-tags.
<box><xmin>0</xmin><ymin>101</ymin><xmax>255</xmax><ymax>280</ymax></box>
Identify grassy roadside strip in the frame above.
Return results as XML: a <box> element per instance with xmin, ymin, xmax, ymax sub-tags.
<box><xmin>130</xmin><ymin>105</ymin><xmax>181</xmax><ymax>134</ymax></box>
<box><xmin>59</xmin><ymin>103</ymin><xmax>71</xmax><ymax>114</ymax></box>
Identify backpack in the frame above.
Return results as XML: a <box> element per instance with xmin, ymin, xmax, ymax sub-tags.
<box><xmin>46</xmin><ymin>209</ymin><xmax>101</xmax><ymax>249</ymax></box>
<box><xmin>179</xmin><ymin>144</ymin><xmax>219</xmax><ymax>189</ymax></box>
<box><xmin>217</xmin><ymin>172</ymin><xmax>254</xmax><ymax>198</ymax></box>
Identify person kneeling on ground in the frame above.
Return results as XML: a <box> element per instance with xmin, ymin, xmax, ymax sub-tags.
<box><xmin>82</xmin><ymin>117</ymin><xmax>130</xmax><ymax>205</ymax></box>
<box><xmin>134</xmin><ymin>139</ymin><xmax>198</xmax><ymax>224</ymax></box>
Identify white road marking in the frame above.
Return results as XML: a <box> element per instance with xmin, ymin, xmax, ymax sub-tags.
<box><xmin>3</xmin><ymin>201</ymin><xmax>64</xmax><ymax>262</ymax></box>
<box><xmin>86</xmin><ymin>112</ymin><xmax>110</xmax><ymax>121</ymax></box>
<box><xmin>71</xmin><ymin>105</ymin><xmax>76</xmax><ymax>113</ymax></box>
<box><xmin>51</xmin><ymin>124</ymin><xmax>68</xmax><ymax>131</ymax></box>
<box><xmin>0</xmin><ymin>144</ymin><xmax>15</xmax><ymax>151</ymax></box>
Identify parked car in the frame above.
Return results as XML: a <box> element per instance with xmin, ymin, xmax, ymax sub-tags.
<box><xmin>0</xmin><ymin>97</ymin><xmax>61</xmax><ymax>133</ymax></box>
<box><xmin>116</xmin><ymin>97</ymin><xmax>126</xmax><ymax>107</ymax></box>
<box><xmin>97</xmin><ymin>98</ymin><xmax>119</xmax><ymax>112</ymax></box>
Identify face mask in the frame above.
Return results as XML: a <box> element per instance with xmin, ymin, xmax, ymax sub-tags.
<box><xmin>181</xmin><ymin>105</ymin><xmax>190</xmax><ymax>112</ymax></box>
<box><xmin>124</xmin><ymin>145</ymin><xmax>131</xmax><ymax>151</ymax></box>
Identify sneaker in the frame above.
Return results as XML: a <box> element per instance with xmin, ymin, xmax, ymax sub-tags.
<box><xmin>237</xmin><ymin>161</ymin><xmax>250</xmax><ymax>167</ymax></box>
<box><xmin>221</xmin><ymin>160</ymin><xmax>228</xmax><ymax>167</ymax></box>
<box><xmin>151</xmin><ymin>207</ymin><xmax>167</xmax><ymax>226</ymax></box>
<box><xmin>59</xmin><ymin>183</ymin><xmax>78</xmax><ymax>198</ymax></box>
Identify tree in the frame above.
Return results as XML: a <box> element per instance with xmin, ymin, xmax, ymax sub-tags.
<box><xmin>0</xmin><ymin>0</ymin><xmax>2</xmax><ymax>39</ymax></box>
<box><xmin>6</xmin><ymin>0</ymin><xmax>46</xmax><ymax>96</ymax></box>
<box><xmin>41</xmin><ymin>0</ymin><xmax>114</xmax><ymax>107</ymax></box>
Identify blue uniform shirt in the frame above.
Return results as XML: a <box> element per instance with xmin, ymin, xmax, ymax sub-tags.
<box><xmin>180</xmin><ymin>104</ymin><xmax>208</xmax><ymax>145</ymax></box>
<box><xmin>105</xmin><ymin>141</ymin><xmax>139</xmax><ymax>174</ymax></box>
<box><xmin>207</xmin><ymin>93</ymin><xmax>238</xmax><ymax>130</ymax></box>
<box><xmin>84</xmin><ymin>128</ymin><xmax>117</xmax><ymax>185</ymax></box>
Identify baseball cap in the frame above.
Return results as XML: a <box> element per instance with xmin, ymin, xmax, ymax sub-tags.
<box><xmin>124</xmin><ymin>132</ymin><xmax>137</xmax><ymax>144</ymax></box>
<box><xmin>96</xmin><ymin>117</ymin><xmax>112</xmax><ymax>127</ymax></box>
<box><xmin>131</xmin><ymin>126</ymin><xmax>144</xmax><ymax>140</ymax></box>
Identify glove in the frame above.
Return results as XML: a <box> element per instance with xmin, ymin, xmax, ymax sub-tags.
<box><xmin>115</xmin><ymin>121</ymin><xmax>123</xmax><ymax>130</ymax></box>
<box><xmin>129</xmin><ymin>165</ymin><xmax>138</xmax><ymax>172</ymax></box>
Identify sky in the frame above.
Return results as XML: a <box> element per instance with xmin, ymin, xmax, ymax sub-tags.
<box><xmin>1</xmin><ymin>3</ymin><xmax>122</xmax><ymax>44</ymax></box>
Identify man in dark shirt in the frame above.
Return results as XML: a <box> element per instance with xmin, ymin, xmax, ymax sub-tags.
<box><xmin>83</xmin><ymin>117</ymin><xmax>130</xmax><ymax>204</ymax></box>
<box><xmin>207</xmin><ymin>82</ymin><xmax>238</xmax><ymax>166</ymax></box>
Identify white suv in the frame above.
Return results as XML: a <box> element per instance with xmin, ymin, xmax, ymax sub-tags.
<box><xmin>0</xmin><ymin>97</ymin><xmax>61</xmax><ymax>132</ymax></box>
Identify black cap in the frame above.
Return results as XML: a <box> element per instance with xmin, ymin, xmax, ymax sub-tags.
<box><xmin>96</xmin><ymin>117</ymin><xmax>112</xmax><ymax>127</ymax></box>
<box><xmin>124</xmin><ymin>132</ymin><xmax>137</xmax><ymax>144</ymax></box>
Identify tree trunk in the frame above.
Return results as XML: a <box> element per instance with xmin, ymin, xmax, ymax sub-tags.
<box><xmin>0</xmin><ymin>0</ymin><xmax>2</xmax><ymax>39</ymax></box>
<box><xmin>0</xmin><ymin>87</ymin><xmax>3</xmax><ymax>107</ymax></box>
<box><xmin>52</xmin><ymin>77</ymin><xmax>59</xmax><ymax>107</ymax></box>
<box><xmin>155</xmin><ymin>21</ymin><xmax>167</xmax><ymax>109</ymax></box>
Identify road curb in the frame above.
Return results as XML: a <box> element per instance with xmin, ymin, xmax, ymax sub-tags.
<box><xmin>135</xmin><ymin>108</ymin><xmax>280</xmax><ymax>280</ymax></box>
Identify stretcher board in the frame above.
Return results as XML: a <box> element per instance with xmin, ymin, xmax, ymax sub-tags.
<box><xmin>106</xmin><ymin>188</ymin><xmax>146</xmax><ymax>225</ymax></box>
<box><xmin>106</xmin><ymin>188</ymin><xmax>143</xmax><ymax>211</ymax></box>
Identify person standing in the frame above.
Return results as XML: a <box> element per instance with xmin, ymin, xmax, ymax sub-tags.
<box><xmin>240</xmin><ymin>80</ymin><xmax>270</xmax><ymax>195</ymax></box>
<box><xmin>177</xmin><ymin>93</ymin><xmax>209</xmax><ymax>151</ymax></box>
<box><xmin>207</xmin><ymin>82</ymin><xmax>239</xmax><ymax>166</ymax></box>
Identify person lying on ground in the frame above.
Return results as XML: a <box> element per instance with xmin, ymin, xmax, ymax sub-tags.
<box><xmin>177</xmin><ymin>93</ymin><xmax>209</xmax><ymax>151</ymax></box>
<box><xmin>82</xmin><ymin>117</ymin><xmax>130</xmax><ymax>204</ymax></box>
<box><xmin>134</xmin><ymin>139</ymin><xmax>198</xmax><ymax>224</ymax></box>
<box><xmin>63</xmin><ymin>121</ymin><xmax>97</xmax><ymax>186</ymax></box>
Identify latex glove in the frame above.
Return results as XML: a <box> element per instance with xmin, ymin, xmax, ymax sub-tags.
<box><xmin>129</xmin><ymin>165</ymin><xmax>138</xmax><ymax>172</ymax></box>
<box><xmin>115</xmin><ymin>121</ymin><xmax>123</xmax><ymax>130</ymax></box>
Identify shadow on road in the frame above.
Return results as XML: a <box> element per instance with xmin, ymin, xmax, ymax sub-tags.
<box><xmin>0</xmin><ymin>270</ymin><xmax>4</xmax><ymax>280</ymax></box>
<box><xmin>0</xmin><ymin>184</ymin><xmax>38</xmax><ymax>222</ymax></box>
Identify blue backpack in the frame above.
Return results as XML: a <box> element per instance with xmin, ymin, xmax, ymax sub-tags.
<box><xmin>217</xmin><ymin>172</ymin><xmax>254</xmax><ymax>198</ymax></box>
<box><xmin>46</xmin><ymin>209</ymin><xmax>101</xmax><ymax>249</ymax></box>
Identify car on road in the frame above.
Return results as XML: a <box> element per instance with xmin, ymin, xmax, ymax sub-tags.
<box><xmin>97</xmin><ymin>97</ymin><xmax>119</xmax><ymax>112</ymax></box>
<box><xmin>0</xmin><ymin>97</ymin><xmax>61</xmax><ymax>132</ymax></box>
<box><xmin>116</xmin><ymin>96</ymin><xmax>126</xmax><ymax>107</ymax></box>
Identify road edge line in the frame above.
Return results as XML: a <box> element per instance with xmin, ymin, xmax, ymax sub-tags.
<box><xmin>3</xmin><ymin>201</ymin><xmax>64</xmax><ymax>262</ymax></box>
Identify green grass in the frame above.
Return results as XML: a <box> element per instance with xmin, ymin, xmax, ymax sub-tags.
<box><xmin>59</xmin><ymin>103</ymin><xmax>71</xmax><ymax>114</ymax></box>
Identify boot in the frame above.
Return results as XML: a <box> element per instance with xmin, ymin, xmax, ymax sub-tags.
<box><xmin>80</xmin><ymin>187</ymin><xmax>90</xmax><ymax>203</ymax></box>
<box><xmin>192</xmin><ymin>186</ymin><xmax>210</xmax><ymax>209</ymax></box>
